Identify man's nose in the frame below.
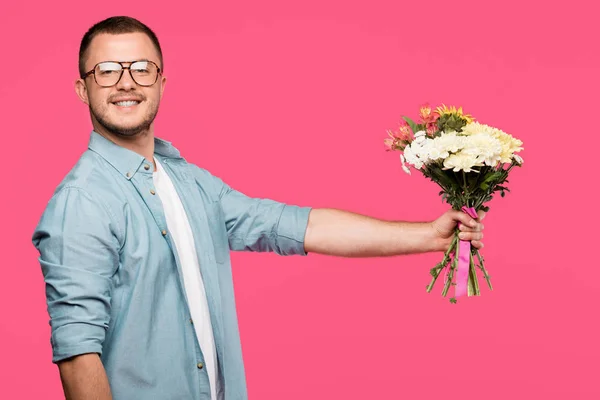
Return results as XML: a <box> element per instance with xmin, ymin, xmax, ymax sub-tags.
<box><xmin>116</xmin><ymin>68</ymin><xmax>136</xmax><ymax>90</ymax></box>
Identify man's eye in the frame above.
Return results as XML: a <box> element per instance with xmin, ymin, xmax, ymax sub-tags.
<box><xmin>133</xmin><ymin>68</ymin><xmax>150</xmax><ymax>74</ymax></box>
<box><xmin>99</xmin><ymin>70</ymin><xmax>119</xmax><ymax>75</ymax></box>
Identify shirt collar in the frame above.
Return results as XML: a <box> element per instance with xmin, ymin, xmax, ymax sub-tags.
<box><xmin>88</xmin><ymin>130</ymin><xmax>182</xmax><ymax>180</ymax></box>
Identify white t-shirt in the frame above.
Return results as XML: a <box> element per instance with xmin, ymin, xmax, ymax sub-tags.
<box><xmin>153</xmin><ymin>158</ymin><xmax>220</xmax><ymax>400</ymax></box>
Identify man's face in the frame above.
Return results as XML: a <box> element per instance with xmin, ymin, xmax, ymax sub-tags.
<box><xmin>76</xmin><ymin>32</ymin><xmax>166</xmax><ymax>137</ymax></box>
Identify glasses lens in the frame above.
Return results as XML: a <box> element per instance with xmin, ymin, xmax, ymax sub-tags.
<box><xmin>130</xmin><ymin>61</ymin><xmax>158</xmax><ymax>86</ymax></box>
<box><xmin>95</xmin><ymin>62</ymin><xmax>123</xmax><ymax>87</ymax></box>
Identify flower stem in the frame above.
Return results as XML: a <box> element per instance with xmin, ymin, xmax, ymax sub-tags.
<box><xmin>468</xmin><ymin>249</ymin><xmax>480</xmax><ymax>296</ymax></box>
<box><xmin>441</xmin><ymin>232</ymin><xmax>460</xmax><ymax>297</ymax></box>
<box><xmin>426</xmin><ymin>231</ymin><xmax>459</xmax><ymax>293</ymax></box>
<box><xmin>474</xmin><ymin>248</ymin><xmax>493</xmax><ymax>290</ymax></box>
<box><xmin>441</xmin><ymin>256</ymin><xmax>457</xmax><ymax>297</ymax></box>
<box><xmin>462</xmin><ymin>171</ymin><xmax>470</xmax><ymax>207</ymax></box>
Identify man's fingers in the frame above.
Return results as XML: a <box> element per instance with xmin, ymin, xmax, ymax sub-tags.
<box><xmin>459</xmin><ymin>223</ymin><xmax>484</xmax><ymax>232</ymax></box>
<box><xmin>458</xmin><ymin>231</ymin><xmax>484</xmax><ymax>241</ymax></box>
<box><xmin>471</xmin><ymin>240</ymin><xmax>484</xmax><ymax>249</ymax></box>
<box><xmin>454</xmin><ymin>208</ymin><xmax>485</xmax><ymax>246</ymax></box>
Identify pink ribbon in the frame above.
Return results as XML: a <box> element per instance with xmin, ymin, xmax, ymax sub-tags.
<box><xmin>455</xmin><ymin>206</ymin><xmax>478</xmax><ymax>297</ymax></box>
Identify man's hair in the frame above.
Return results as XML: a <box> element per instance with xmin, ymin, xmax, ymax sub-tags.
<box><xmin>79</xmin><ymin>16</ymin><xmax>163</xmax><ymax>78</ymax></box>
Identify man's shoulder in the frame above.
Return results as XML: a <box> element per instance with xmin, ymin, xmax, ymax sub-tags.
<box><xmin>33</xmin><ymin>150</ymin><xmax>128</xmax><ymax>238</ymax></box>
<box><xmin>40</xmin><ymin>150</ymin><xmax>129</xmax><ymax>223</ymax></box>
<box><xmin>52</xmin><ymin>150</ymin><xmax>120</xmax><ymax>197</ymax></box>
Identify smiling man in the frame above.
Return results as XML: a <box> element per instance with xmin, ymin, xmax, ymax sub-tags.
<box><xmin>32</xmin><ymin>16</ymin><xmax>485</xmax><ymax>400</ymax></box>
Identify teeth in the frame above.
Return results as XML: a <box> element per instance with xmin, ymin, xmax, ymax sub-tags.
<box><xmin>115</xmin><ymin>100</ymin><xmax>139</xmax><ymax>107</ymax></box>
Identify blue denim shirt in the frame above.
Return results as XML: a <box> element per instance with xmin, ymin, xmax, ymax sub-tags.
<box><xmin>32</xmin><ymin>131</ymin><xmax>312</xmax><ymax>400</ymax></box>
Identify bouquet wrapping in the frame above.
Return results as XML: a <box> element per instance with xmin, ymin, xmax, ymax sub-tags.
<box><xmin>384</xmin><ymin>104</ymin><xmax>523</xmax><ymax>303</ymax></box>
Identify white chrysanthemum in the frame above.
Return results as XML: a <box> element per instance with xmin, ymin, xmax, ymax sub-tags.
<box><xmin>436</xmin><ymin>131</ymin><xmax>464</xmax><ymax>153</ymax></box>
<box><xmin>403</xmin><ymin>140</ymin><xmax>429</xmax><ymax>169</ymax></box>
<box><xmin>403</xmin><ymin>131</ymin><xmax>469</xmax><ymax>170</ymax></box>
<box><xmin>461</xmin><ymin>133</ymin><xmax>503</xmax><ymax>167</ymax></box>
<box><xmin>413</xmin><ymin>140</ymin><xmax>431</xmax><ymax>161</ymax></box>
<box><xmin>425</xmin><ymin>142</ymin><xmax>447</xmax><ymax>161</ymax></box>
<box><xmin>462</xmin><ymin>122</ymin><xmax>523</xmax><ymax>163</ymax></box>
<box><xmin>403</xmin><ymin>145</ymin><xmax>419</xmax><ymax>168</ymax></box>
<box><xmin>513</xmin><ymin>154</ymin><xmax>523</xmax><ymax>164</ymax></box>
<box><xmin>423</xmin><ymin>132</ymin><xmax>463</xmax><ymax>161</ymax></box>
<box><xmin>443</xmin><ymin>152</ymin><xmax>483</xmax><ymax>172</ymax></box>
<box><xmin>399</xmin><ymin>124</ymin><xmax>523</xmax><ymax>177</ymax></box>
<box><xmin>400</xmin><ymin>154</ymin><xmax>411</xmax><ymax>174</ymax></box>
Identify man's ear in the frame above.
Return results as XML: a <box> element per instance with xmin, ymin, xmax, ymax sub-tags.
<box><xmin>159</xmin><ymin>75</ymin><xmax>167</xmax><ymax>100</ymax></box>
<box><xmin>75</xmin><ymin>78</ymin><xmax>90</xmax><ymax>105</ymax></box>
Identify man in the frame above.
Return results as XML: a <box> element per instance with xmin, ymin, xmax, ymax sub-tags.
<box><xmin>32</xmin><ymin>16</ymin><xmax>484</xmax><ymax>400</ymax></box>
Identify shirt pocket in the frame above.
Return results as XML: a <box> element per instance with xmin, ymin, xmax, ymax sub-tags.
<box><xmin>204</xmin><ymin>201</ymin><xmax>229</xmax><ymax>263</ymax></box>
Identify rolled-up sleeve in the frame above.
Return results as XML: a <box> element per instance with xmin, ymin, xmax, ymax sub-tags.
<box><xmin>32</xmin><ymin>186</ymin><xmax>120</xmax><ymax>363</ymax></box>
<box><xmin>210</xmin><ymin>174</ymin><xmax>311</xmax><ymax>256</ymax></box>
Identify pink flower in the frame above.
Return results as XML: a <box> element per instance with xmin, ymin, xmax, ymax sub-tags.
<box><xmin>396</xmin><ymin>120</ymin><xmax>413</xmax><ymax>141</ymax></box>
<box><xmin>426</xmin><ymin>123</ymin><xmax>437</xmax><ymax>136</ymax></box>
<box><xmin>384</xmin><ymin>127</ymin><xmax>412</xmax><ymax>151</ymax></box>
<box><xmin>384</xmin><ymin>120</ymin><xmax>415</xmax><ymax>151</ymax></box>
<box><xmin>384</xmin><ymin>137</ymin><xmax>396</xmax><ymax>151</ymax></box>
<box><xmin>419</xmin><ymin>103</ymin><xmax>439</xmax><ymax>125</ymax></box>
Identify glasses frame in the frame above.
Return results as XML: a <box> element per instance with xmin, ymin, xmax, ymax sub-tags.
<box><xmin>82</xmin><ymin>60</ymin><xmax>162</xmax><ymax>87</ymax></box>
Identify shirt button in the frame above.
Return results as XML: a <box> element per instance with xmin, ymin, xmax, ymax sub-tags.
<box><xmin>162</xmin><ymin>230</ymin><xmax>167</xmax><ymax>236</ymax></box>
<box><xmin>126</xmin><ymin>172</ymin><xmax>131</xmax><ymax>178</ymax></box>
<box><xmin>197</xmin><ymin>362</ymin><xmax>204</xmax><ymax>369</ymax></box>
<box><xmin>190</xmin><ymin>318</ymin><xmax>194</xmax><ymax>325</ymax></box>
<box><xmin>150</xmin><ymin>189</ymin><xmax>156</xmax><ymax>195</ymax></box>
<box><xmin>144</xmin><ymin>164</ymin><xmax>151</xmax><ymax>170</ymax></box>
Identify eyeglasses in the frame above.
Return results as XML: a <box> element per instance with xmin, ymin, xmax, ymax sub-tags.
<box><xmin>82</xmin><ymin>60</ymin><xmax>162</xmax><ymax>87</ymax></box>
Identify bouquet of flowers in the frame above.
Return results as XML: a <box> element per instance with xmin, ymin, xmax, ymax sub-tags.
<box><xmin>384</xmin><ymin>104</ymin><xmax>523</xmax><ymax>303</ymax></box>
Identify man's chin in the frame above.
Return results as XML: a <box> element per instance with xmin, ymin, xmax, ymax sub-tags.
<box><xmin>92</xmin><ymin>107</ymin><xmax>157</xmax><ymax>138</ymax></box>
<box><xmin>113</xmin><ymin>125</ymin><xmax>151</xmax><ymax>137</ymax></box>
<box><xmin>99</xmin><ymin>121</ymin><xmax>152</xmax><ymax>137</ymax></box>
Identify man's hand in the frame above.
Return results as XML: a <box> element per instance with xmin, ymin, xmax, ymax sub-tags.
<box><xmin>430</xmin><ymin>209</ymin><xmax>486</xmax><ymax>252</ymax></box>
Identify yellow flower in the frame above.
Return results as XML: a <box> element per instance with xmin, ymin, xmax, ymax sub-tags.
<box><xmin>461</xmin><ymin>122</ymin><xmax>523</xmax><ymax>163</ymax></box>
<box><xmin>435</xmin><ymin>104</ymin><xmax>475</xmax><ymax>124</ymax></box>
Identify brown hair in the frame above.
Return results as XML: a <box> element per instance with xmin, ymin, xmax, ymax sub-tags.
<box><xmin>79</xmin><ymin>16</ymin><xmax>163</xmax><ymax>77</ymax></box>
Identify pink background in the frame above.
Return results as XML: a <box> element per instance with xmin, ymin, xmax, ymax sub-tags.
<box><xmin>1</xmin><ymin>0</ymin><xmax>598</xmax><ymax>398</ymax></box>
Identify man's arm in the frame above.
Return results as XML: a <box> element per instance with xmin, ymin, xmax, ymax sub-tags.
<box><xmin>58</xmin><ymin>354</ymin><xmax>112</xmax><ymax>400</ymax></box>
<box><xmin>194</xmin><ymin>167</ymin><xmax>483</xmax><ymax>257</ymax></box>
<box><xmin>303</xmin><ymin>208</ymin><xmax>484</xmax><ymax>256</ymax></box>
<box><xmin>32</xmin><ymin>187</ymin><xmax>121</xmax><ymax>399</ymax></box>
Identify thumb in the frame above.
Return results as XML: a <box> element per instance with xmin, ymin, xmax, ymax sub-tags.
<box><xmin>453</xmin><ymin>209</ymin><xmax>477</xmax><ymax>228</ymax></box>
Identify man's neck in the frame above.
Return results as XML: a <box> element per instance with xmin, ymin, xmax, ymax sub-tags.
<box><xmin>94</xmin><ymin>126</ymin><xmax>156</xmax><ymax>170</ymax></box>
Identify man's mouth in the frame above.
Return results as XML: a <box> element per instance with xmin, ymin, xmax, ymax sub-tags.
<box><xmin>110</xmin><ymin>97</ymin><xmax>143</xmax><ymax>109</ymax></box>
<box><xmin>113</xmin><ymin>100</ymin><xmax>140</xmax><ymax>107</ymax></box>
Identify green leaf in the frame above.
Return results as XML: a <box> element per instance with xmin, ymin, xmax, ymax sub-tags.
<box><xmin>466</xmin><ymin>172</ymin><xmax>479</xmax><ymax>192</ymax></box>
<box><xmin>479</xmin><ymin>172</ymin><xmax>504</xmax><ymax>190</ymax></box>
<box><xmin>449</xmin><ymin>298</ymin><xmax>457</xmax><ymax>304</ymax></box>
<box><xmin>402</xmin><ymin>116</ymin><xmax>419</xmax><ymax>134</ymax></box>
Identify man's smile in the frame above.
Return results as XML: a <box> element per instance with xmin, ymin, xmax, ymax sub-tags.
<box><xmin>110</xmin><ymin>96</ymin><xmax>143</xmax><ymax>111</ymax></box>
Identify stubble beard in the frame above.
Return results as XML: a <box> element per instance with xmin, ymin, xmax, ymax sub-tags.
<box><xmin>91</xmin><ymin>100</ymin><xmax>160</xmax><ymax>138</ymax></box>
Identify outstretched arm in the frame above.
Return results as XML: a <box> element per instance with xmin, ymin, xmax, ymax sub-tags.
<box><xmin>303</xmin><ymin>208</ymin><xmax>485</xmax><ymax>257</ymax></box>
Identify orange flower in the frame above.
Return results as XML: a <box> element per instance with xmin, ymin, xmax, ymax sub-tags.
<box><xmin>384</xmin><ymin>121</ymin><xmax>413</xmax><ymax>151</ymax></box>
<box><xmin>384</xmin><ymin>136</ymin><xmax>396</xmax><ymax>151</ymax></box>
<box><xmin>396</xmin><ymin>120</ymin><xmax>413</xmax><ymax>141</ymax></box>
<box><xmin>419</xmin><ymin>103</ymin><xmax>437</xmax><ymax>124</ymax></box>
<box><xmin>426</xmin><ymin>123</ymin><xmax>437</xmax><ymax>136</ymax></box>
